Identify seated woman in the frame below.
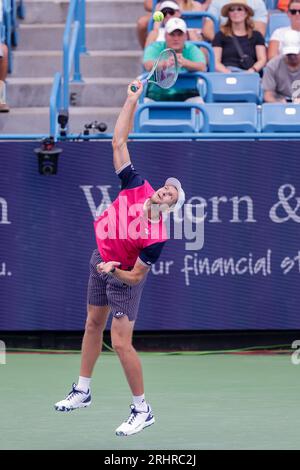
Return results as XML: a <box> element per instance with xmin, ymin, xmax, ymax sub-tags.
<box><xmin>212</xmin><ymin>0</ymin><xmax>266</xmax><ymax>74</ymax></box>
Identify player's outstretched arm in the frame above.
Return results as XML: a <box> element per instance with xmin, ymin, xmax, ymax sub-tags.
<box><xmin>112</xmin><ymin>80</ymin><xmax>143</xmax><ymax>173</ymax></box>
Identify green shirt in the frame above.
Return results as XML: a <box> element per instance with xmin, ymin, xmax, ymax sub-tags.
<box><xmin>143</xmin><ymin>42</ymin><xmax>206</xmax><ymax>102</ymax></box>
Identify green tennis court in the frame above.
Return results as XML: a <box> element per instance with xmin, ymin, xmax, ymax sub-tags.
<box><xmin>1</xmin><ymin>352</ymin><xmax>300</xmax><ymax>450</ymax></box>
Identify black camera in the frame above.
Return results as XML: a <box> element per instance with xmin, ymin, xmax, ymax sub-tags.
<box><xmin>84</xmin><ymin>121</ymin><xmax>107</xmax><ymax>135</ymax></box>
<box><xmin>58</xmin><ymin>109</ymin><xmax>69</xmax><ymax>137</ymax></box>
<box><xmin>34</xmin><ymin>137</ymin><xmax>62</xmax><ymax>175</ymax></box>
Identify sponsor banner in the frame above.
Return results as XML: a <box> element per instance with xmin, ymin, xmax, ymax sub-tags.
<box><xmin>1</xmin><ymin>141</ymin><xmax>300</xmax><ymax>330</ymax></box>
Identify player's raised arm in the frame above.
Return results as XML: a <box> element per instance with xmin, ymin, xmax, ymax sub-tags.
<box><xmin>112</xmin><ymin>80</ymin><xmax>143</xmax><ymax>173</ymax></box>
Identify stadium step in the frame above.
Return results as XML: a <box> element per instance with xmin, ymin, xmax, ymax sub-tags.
<box><xmin>18</xmin><ymin>23</ymin><xmax>140</xmax><ymax>51</ymax></box>
<box><xmin>24</xmin><ymin>0</ymin><xmax>145</xmax><ymax>25</ymax></box>
<box><xmin>6</xmin><ymin>0</ymin><xmax>144</xmax><ymax>134</ymax></box>
<box><xmin>7</xmin><ymin>77</ymin><xmax>130</xmax><ymax>107</ymax></box>
<box><xmin>0</xmin><ymin>107</ymin><xmax>120</xmax><ymax>134</ymax></box>
<box><xmin>13</xmin><ymin>50</ymin><xmax>142</xmax><ymax>78</ymax></box>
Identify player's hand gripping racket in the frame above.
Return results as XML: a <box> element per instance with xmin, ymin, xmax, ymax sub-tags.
<box><xmin>131</xmin><ymin>48</ymin><xmax>179</xmax><ymax>93</ymax></box>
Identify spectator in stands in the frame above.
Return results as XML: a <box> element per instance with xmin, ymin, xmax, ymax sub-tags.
<box><xmin>180</xmin><ymin>0</ymin><xmax>211</xmax><ymax>11</ymax></box>
<box><xmin>137</xmin><ymin>0</ymin><xmax>211</xmax><ymax>48</ymax></box>
<box><xmin>145</xmin><ymin>1</ymin><xmax>181</xmax><ymax>47</ymax></box>
<box><xmin>263</xmin><ymin>30</ymin><xmax>300</xmax><ymax>103</ymax></box>
<box><xmin>203</xmin><ymin>0</ymin><xmax>268</xmax><ymax>41</ymax></box>
<box><xmin>0</xmin><ymin>5</ymin><xmax>9</xmax><ymax>112</ymax></box>
<box><xmin>137</xmin><ymin>0</ymin><xmax>153</xmax><ymax>49</ymax></box>
<box><xmin>268</xmin><ymin>0</ymin><xmax>300</xmax><ymax>60</ymax></box>
<box><xmin>277</xmin><ymin>0</ymin><xmax>289</xmax><ymax>12</ymax></box>
<box><xmin>143</xmin><ymin>17</ymin><xmax>206</xmax><ymax>101</ymax></box>
<box><xmin>212</xmin><ymin>0</ymin><xmax>266</xmax><ymax>73</ymax></box>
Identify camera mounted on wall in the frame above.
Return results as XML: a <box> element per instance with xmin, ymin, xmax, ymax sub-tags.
<box><xmin>83</xmin><ymin>121</ymin><xmax>107</xmax><ymax>136</ymax></box>
<box><xmin>58</xmin><ymin>109</ymin><xmax>69</xmax><ymax>137</ymax></box>
<box><xmin>34</xmin><ymin>137</ymin><xmax>62</xmax><ymax>175</ymax></box>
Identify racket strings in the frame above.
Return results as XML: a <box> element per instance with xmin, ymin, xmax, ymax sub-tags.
<box><xmin>154</xmin><ymin>49</ymin><xmax>178</xmax><ymax>89</ymax></box>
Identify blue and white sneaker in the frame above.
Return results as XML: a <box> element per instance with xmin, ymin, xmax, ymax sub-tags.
<box><xmin>54</xmin><ymin>383</ymin><xmax>91</xmax><ymax>412</ymax></box>
<box><xmin>115</xmin><ymin>404</ymin><xmax>155</xmax><ymax>436</ymax></box>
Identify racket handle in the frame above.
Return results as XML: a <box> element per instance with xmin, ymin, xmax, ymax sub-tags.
<box><xmin>130</xmin><ymin>79</ymin><xmax>147</xmax><ymax>93</ymax></box>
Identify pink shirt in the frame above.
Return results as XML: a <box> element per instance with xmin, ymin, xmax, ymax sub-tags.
<box><xmin>94</xmin><ymin>180</ymin><xmax>168</xmax><ymax>270</ymax></box>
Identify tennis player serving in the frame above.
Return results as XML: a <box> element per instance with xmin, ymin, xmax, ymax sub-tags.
<box><xmin>54</xmin><ymin>79</ymin><xmax>185</xmax><ymax>437</ymax></box>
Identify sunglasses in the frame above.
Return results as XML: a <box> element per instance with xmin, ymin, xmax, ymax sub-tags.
<box><xmin>289</xmin><ymin>8</ymin><xmax>300</xmax><ymax>14</ymax></box>
<box><xmin>229</xmin><ymin>6</ymin><xmax>245</xmax><ymax>12</ymax></box>
<box><xmin>161</xmin><ymin>8</ymin><xmax>176</xmax><ymax>16</ymax></box>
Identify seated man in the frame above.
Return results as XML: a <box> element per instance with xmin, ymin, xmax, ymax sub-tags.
<box><xmin>268</xmin><ymin>0</ymin><xmax>300</xmax><ymax>61</ymax></box>
<box><xmin>263</xmin><ymin>30</ymin><xmax>300</xmax><ymax>103</ymax></box>
<box><xmin>202</xmin><ymin>0</ymin><xmax>268</xmax><ymax>41</ymax></box>
<box><xmin>143</xmin><ymin>17</ymin><xmax>206</xmax><ymax>102</ymax></box>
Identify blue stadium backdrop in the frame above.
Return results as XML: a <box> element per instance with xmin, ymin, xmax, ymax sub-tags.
<box><xmin>1</xmin><ymin>141</ymin><xmax>300</xmax><ymax>330</ymax></box>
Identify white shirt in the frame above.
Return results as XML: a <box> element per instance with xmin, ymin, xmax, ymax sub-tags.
<box><xmin>270</xmin><ymin>26</ymin><xmax>300</xmax><ymax>53</ymax></box>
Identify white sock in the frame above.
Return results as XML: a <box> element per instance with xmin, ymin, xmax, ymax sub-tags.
<box><xmin>76</xmin><ymin>376</ymin><xmax>91</xmax><ymax>393</ymax></box>
<box><xmin>133</xmin><ymin>394</ymin><xmax>148</xmax><ymax>412</ymax></box>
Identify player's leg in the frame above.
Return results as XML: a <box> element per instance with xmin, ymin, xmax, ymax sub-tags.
<box><xmin>54</xmin><ymin>249</ymin><xmax>109</xmax><ymax>412</ymax></box>
<box><xmin>111</xmin><ymin>315</ymin><xmax>143</xmax><ymax>396</ymax></box>
<box><xmin>80</xmin><ymin>304</ymin><xmax>110</xmax><ymax>378</ymax></box>
<box><xmin>79</xmin><ymin>248</ymin><xmax>110</xmax><ymax>380</ymax></box>
<box><xmin>54</xmin><ymin>304</ymin><xmax>110</xmax><ymax>412</ymax></box>
<box><xmin>111</xmin><ymin>315</ymin><xmax>155</xmax><ymax>436</ymax></box>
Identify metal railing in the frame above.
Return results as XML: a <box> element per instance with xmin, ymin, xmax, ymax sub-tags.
<box><xmin>49</xmin><ymin>0</ymin><xmax>86</xmax><ymax>139</ymax></box>
<box><xmin>1</xmin><ymin>132</ymin><xmax>300</xmax><ymax>142</ymax></box>
<box><xmin>50</xmin><ymin>72</ymin><xmax>63</xmax><ymax>138</ymax></box>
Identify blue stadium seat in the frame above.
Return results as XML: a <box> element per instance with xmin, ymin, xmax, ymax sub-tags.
<box><xmin>138</xmin><ymin>72</ymin><xmax>208</xmax><ymax>104</ymax></box>
<box><xmin>201</xmin><ymin>103</ymin><xmax>258</xmax><ymax>132</ymax></box>
<box><xmin>187</xmin><ymin>40</ymin><xmax>215</xmax><ymax>71</ymax></box>
<box><xmin>197</xmin><ymin>72</ymin><xmax>262</xmax><ymax>104</ymax></box>
<box><xmin>181</xmin><ymin>12</ymin><xmax>218</xmax><ymax>32</ymax></box>
<box><xmin>0</xmin><ymin>23</ymin><xmax>5</xmax><ymax>43</ymax></box>
<box><xmin>134</xmin><ymin>102</ymin><xmax>209</xmax><ymax>133</ymax></box>
<box><xmin>266</xmin><ymin>12</ymin><xmax>290</xmax><ymax>41</ymax></box>
<box><xmin>261</xmin><ymin>103</ymin><xmax>300</xmax><ymax>132</ymax></box>
<box><xmin>264</xmin><ymin>0</ymin><xmax>279</xmax><ymax>9</ymax></box>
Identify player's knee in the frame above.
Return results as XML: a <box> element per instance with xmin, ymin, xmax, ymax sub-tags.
<box><xmin>85</xmin><ymin>316</ymin><xmax>105</xmax><ymax>334</ymax></box>
<box><xmin>111</xmin><ymin>336</ymin><xmax>132</xmax><ymax>355</ymax></box>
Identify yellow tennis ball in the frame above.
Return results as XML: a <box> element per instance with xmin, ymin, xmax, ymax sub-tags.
<box><xmin>153</xmin><ymin>11</ymin><xmax>164</xmax><ymax>22</ymax></box>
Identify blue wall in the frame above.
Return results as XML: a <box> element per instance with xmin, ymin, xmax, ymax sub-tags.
<box><xmin>1</xmin><ymin>141</ymin><xmax>300</xmax><ymax>330</ymax></box>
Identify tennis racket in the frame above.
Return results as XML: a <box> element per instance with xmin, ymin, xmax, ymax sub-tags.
<box><xmin>131</xmin><ymin>48</ymin><xmax>179</xmax><ymax>93</ymax></box>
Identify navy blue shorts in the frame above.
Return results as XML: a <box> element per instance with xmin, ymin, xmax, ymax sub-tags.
<box><xmin>87</xmin><ymin>249</ymin><xmax>148</xmax><ymax>321</ymax></box>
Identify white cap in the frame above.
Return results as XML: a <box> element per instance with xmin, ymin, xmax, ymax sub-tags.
<box><xmin>160</xmin><ymin>1</ymin><xmax>180</xmax><ymax>10</ymax></box>
<box><xmin>165</xmin><ymin>177</ymin><xmax>185</xmax><ymax>212</ymax></box>
<box><xmin>282</xmin><ymin>30</ymin><xmax>300</xmax><ymax>55</ymax></box>
<box><xmin>165</xmin><ymin>17</ymin><xmax>187</xmax><ymax>34</ymax></box>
